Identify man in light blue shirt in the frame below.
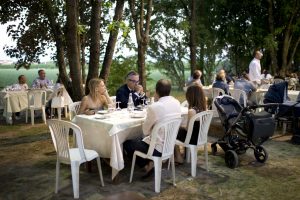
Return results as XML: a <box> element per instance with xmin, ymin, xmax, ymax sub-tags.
<box><xmin>32</xmin><ymin>69</ymin><xmax>53</xmax><ymax>88</ymax></box>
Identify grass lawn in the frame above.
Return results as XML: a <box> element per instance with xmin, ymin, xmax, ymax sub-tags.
<box><xmin>0</xmin><ymin>115</ymin><xmax>299</xmax><ymax>199</ymax></box>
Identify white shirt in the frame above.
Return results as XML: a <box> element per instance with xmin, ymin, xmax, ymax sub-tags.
<box><xmin>142</xmin><ymin>96</ymin><xmax>181</xmax><ymax>152</ymax></box>
<box><xmin>260</xmin><ymin>74</ymin><xmax>272</xmax><ymax>80</ymax></box>
<box><xmin>249</xmin><ymin>58</ymin><xmax>261</xmax><ymax>84</ymax></box>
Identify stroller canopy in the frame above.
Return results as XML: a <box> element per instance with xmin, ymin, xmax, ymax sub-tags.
<box><xmin>264</xmin><ymin>81</ymin><xmax>289</xmax><ymax>104</ymax></box>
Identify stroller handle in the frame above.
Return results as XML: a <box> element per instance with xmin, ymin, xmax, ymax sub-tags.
<box><xmin>241</xmin><ymin>103</ymin><xmax>279</xmax><ymax>113</ymax></box>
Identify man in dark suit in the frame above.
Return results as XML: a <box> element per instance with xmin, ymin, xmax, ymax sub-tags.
<box><xmin>116</xmin><ymin>71</ymin><xmax>146</xmax><ymax>108</ymax></box>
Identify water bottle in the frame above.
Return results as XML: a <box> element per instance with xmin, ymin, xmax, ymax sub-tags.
<box><xmin>127</xmin><ymin>93</ymin><xmax>134</xmax><ymax>112</ymax></box>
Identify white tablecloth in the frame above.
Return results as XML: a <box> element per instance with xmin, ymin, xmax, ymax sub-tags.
<box><xmin>73</xmin><ymin>107</ymin><xmax>188</xmax><ymax>179</ymax></box>
<box><xmin>0</xmin><ymin>87</ymin><xmax>73</xmax><ymax>124</ymax></box>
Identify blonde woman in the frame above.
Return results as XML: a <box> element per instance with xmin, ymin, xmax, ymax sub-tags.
<box><xmin>79</xmin><ymin>78</ymin><xmax>113</xmax><ymax>115</ymax></box>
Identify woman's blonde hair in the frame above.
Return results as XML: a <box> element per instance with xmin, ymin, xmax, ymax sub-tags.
<box><xmin>88</xmin><ymin>78</ymin><xmax>108</xmax><ymax>106</ymax></box>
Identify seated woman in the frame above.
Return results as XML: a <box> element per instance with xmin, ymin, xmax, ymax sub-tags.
<box><xmin>78</xmin><ymin>78</ymin><xmax>113</xmax><ymax>115</ymax></box>
<box><xmin>175</xmin><ymin>84</ymin><xmax>207</xmax><ymax>163</ymax></box>
<box><xmin>212</xmin><ymin>74</ymin><xmax>229</xmax><ymax>94</ymax></box>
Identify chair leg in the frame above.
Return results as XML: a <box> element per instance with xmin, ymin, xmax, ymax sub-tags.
<box><xmin>25</xmin><ymin>109</ymin><xmax>28</xmax><ymax>123</ymax></box>
<box><xmin>190</xmin><ymin>146</ymin><xmax>198</xmax><ymax>177</ymax></box>
<box><xmin>153</xmin><ymin>157</ymin><xmax>162</xmax><ymax>193</ymax></box>
<box><xmin>129</xmin><ymin>153</ymin><xmax>137</xmax><ymax>183</ymax></box>
<box><xmin>204</xmin><ymin>143</ymin><xmax>208</xmax><ymax>171</ymax></box>
<box><xmin>55</xmin><ymin>160</ymin><xmax>60</xmax><ymax>193</ymax></box>
<box><xmin>70</xmin><ymin>162</ymin><xmax>80</xmax><ymax>199</ymax></box>
<box><xmin>96</xmin><ymin>157</ymin><xmax>104</xmax><ymax>186</ymax></box>
<box><xmin>186</xmin><ymin>147</ymin><xmax>191</xmax><ymax>163</ymax></box>
<box><xmin>57</xmin><ymin>108</ymin><xmax>61</xmax><ymax>120</ymax></box>
<box><xmin>30</xmin><ymin>109</ymin><xmax>34</xmax><ymax>125</ymax></box>
<box><xmin>171</xmin><ymin>155</ymin><xmax>176</xmax><ymax>186</ymax></box>
<box><xmin>42</xmin><ymin>108</ymin><xmax>46</xmax><ymax>124</ymax></box>
<box><xmin>64</xmin><ymin>105</ymin><xmax>68</xmax><ymax>118</ymax></box>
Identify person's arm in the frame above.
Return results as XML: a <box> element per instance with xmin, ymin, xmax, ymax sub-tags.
<box><xmin>78</xmin><ymin>96</ymin><xmax>95</xmax><ymax>115</ymax></box>
<box><xmin>116</xmin><ymin>87</ymin><xmax>128</xmax><ymax>108</ymax></box>
<box><xmin>185</xmin><ymin>108</ymin><xmax>196</xmax><ymax>130</ymax></box>
<box><xmin>32</xmin><ymin>79</ymin><xmax>38</xmax><ymax>88</ymax></box>
<box><xmin>103</xmin><ymin>89</ymin><xmax>113</xmax><ymax>105</ymax></box>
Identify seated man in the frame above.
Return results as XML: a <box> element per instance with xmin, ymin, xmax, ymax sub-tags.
<box><xmin>124</xmin><ymin>79</ymin><xmax>181</xmax><ymax>177</ymax></box>
<box><xmin>234</xmin><ymin>72</ymin><xmax>257</xmax><ymax>105</ymax></box>
<box><xmin>116</xmin><ymin>71</ymin><xmax>146</xmax><ymax>108</ymax></box>
<box><xmin>32</xmin><ymin>69</ymin><xmax>53</xmax><ymax>88</ymax></box>
<box><xmin>12</xmin><ymin>75</ymin><xmax>29</xmax><ymax>91</ymax></box>
<box><xmin>212</xmin><ymin>73</ymin><xmax>229</xmax><ymax>95</ymax></box>
<box><xmin>186</xmin><ymin>70</ymin><xmax>203</xmax><ymax>87</ymax></box>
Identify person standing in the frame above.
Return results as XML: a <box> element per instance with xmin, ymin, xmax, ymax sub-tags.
<box><xmin>32</xmin><ymin>69</ymin><xmax>53</xmax><ymax>88</ymax></box>
<box><xmin>186</xmin><ymin>70</ymin><xmax>203</xmax><ymax>87</ymax></box>
<box><xmin>116</xmin><ymin>71</ymin><xmax>146</xmax><ymax>108</ymax></box>
<box><xmin>249</xmin><ymin>50</ymin><xmax>263</xmax><ymax>85</ymax></box>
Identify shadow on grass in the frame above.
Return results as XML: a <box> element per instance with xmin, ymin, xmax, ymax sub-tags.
<box><xmin>0</xmin><ymin>132</ymin><xmax>50</xmax><ymax>147</ymax></box>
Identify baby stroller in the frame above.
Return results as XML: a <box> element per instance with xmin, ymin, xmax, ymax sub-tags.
<box><xmin>211</xmin><ymin>95</ymin><xmax>276</xmax><ymax>168</ymax></box>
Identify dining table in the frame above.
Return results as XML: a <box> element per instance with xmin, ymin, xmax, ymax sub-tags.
<box><xmin>0</xmin><ymin>86</ymin><xmax>73</xmax><ymax>124</ymax></box>
<box><xmin>72</xmin><ymin>106</ymin><xmax>188</xmax><ymax>180</ymax></box>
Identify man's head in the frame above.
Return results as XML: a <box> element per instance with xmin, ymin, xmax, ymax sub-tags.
<box><xmin>126</xmin><ymin>71</ymin><xmax>139</xmax><ymax>90</ymax></box>
<box><xmin>38</xmin><ymin>69</ymin><xmax>46</xmax><ymax>80</ymax></box>
<box><xmin>18</xmin><ymin>75</ymin><xmax>26</xmax><ymax>84</ymax></box>
<box><xmin>254</xmin><ymin>50</ymin><xmax>263</xmax><ymax>60</ymax></box>
<box><xmin>218</xmin><ymin>69</ymin><xmax>226</xmax><ymax>80</ymax></box>
<box><xmin>192</xmin><ymin>70</ymin><xmax>202</xmax><ymax>79</ymax></box>
<box><xmin>155</xmin><ymin>79</ymin><xmax>172</xmax><ymax>98</ymax></box>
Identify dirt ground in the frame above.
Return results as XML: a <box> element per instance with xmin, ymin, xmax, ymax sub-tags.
<box><xmin>0</xmin><ymin>117</ymin><xmax>300</xmax><ymax>200</ymax></box>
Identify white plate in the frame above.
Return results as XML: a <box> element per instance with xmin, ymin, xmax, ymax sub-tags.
<box><xmin>95</xmin><ymin>115</ymin><xmax>105</xmax><ymax>119</ymax></box>
<box><xmin>97</xmin><ymin>110</ymin><xmax>108</xmax><ymax>114</ymax></box>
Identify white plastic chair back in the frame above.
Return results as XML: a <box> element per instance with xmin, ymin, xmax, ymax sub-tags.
<box><xmin>28</xmin><ymin>89</ymin><xmax>46</xmax><ymax>109</ymax></box>
<box><xmin>146</xmin><ymin>115</ymin><xmax>182</xmax><ymax>160</ymax></box>
<box><xmin>181</xmin><ymin>100</ymin><xmax>188</xmax><ymax>107</ymax></box>
<box><xmin>231</xmin><ymin>89</ymin><xmax>247</xmax><ymax>107</ymax></box>
<box><xmin>184</xmin><ymin>111</ymin><xmax>214</xmax><ymax>146</ymax></box>
<box><xmin>68</xmin><ymin>101</ymin><xmax>81</xmax><ymax>120</ymax></box>
<box><xmin>47</xmin><ymin>120</ymin><xmax>86</xmax><ymax>164</ymax></box>
<box><xmin>212</xmin><ymin>88</ymin><xmax>225</xmax><ymax>98</ymax></box>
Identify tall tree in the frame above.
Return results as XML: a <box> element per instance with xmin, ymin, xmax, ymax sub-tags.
<box><xmin>100</xmin><ymin>0</ymin><xmax>125</xmax><ymax>83</ymax></box>
<box><xmin>129</xmin><ymin>0</ymin><xmax>153</xmax><ymax>89</ymax></box>
<box><xmin>66</xmin><ymin>0</ymin><xmax>84</xmax><ymax>100</ymax></box>
<box><xmin>85</xmin><ymin>0</ymin><xmax>102</xmax><ymax>94</ymax></box>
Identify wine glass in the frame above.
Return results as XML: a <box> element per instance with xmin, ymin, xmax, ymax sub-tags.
<box><xmin>116</xmin><ymin>101</ymin><xmax>121</xmax><ymax>111</ymax></box>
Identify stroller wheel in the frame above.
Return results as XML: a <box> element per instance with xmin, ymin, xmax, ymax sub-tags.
<box><xmin>254</xmin><ymin>145</ymin><xmax>268</xmax><ymax>163</ymax></box>
<box><xmin>225</xmin><ymin>150</ymin><xmax>238</xmax><ymax>169</ymax></box>
<box><xmin>211</xmin><ymin>144</ymin><xmax>217</xmax><ymax>155</ymax></box>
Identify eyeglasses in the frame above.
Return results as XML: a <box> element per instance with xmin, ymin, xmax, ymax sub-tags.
<box><xmin>128</xmin><ymin>79</ymin><xmax>139</xmax><ymax>84</ymax></box>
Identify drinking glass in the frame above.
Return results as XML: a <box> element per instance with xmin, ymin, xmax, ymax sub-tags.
<box><xmin>108</xmin><ymin>103</ymin><xmax>115</xmax><ymax>113</ymax></box>
<box><xmin>116</xmin><ymin>101</ymin><xmax>121</xmax><ymax>111</ymax></box>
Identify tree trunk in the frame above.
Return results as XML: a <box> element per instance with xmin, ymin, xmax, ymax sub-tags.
<box><xmin>266</xmin><ymin>0</ymin><xmax>278</xmax><ymax>74</ymax></box>
<box><xmin>86</xmin><ymin>0</ymin><xmax>101</xmax><ymax>94</ymax></box>
<box><xmin>66</xmin><ymin>0</ymin><xmax>83</xmax><ymax>101</ymax></box>
<box><xmin>138</xmin><ymin>44</ymin><xmax>146</xmax><ymax>88</ymax></box>
<box><xmin>43</xmin><ymin>0</ymin><xmax>69</xmax><ymax>88</ymax></box>
<box><xmin>189</xmin><ymin>0</ymin><xmax>197</xmax><ymax>76</ymax></box>
<box><xmin>100</xmin><ymin>0</ymin><xmax>125</xmax><ymax>83</ymax></box>
<box><xmin>129</xmin><ymin>0</ymin><xmax>153</xmax><ymax>90</ymax></box>
<box><xmin>81</xmin><ymin>37</ymin><xmax>86</xmax><ymax>83</ymax></box>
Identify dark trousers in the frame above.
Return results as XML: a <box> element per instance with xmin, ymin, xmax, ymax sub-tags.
<box><xmin>123</xmin><ymin>138</ymin><xmax>162</xmax><ymax>168</ymax></box>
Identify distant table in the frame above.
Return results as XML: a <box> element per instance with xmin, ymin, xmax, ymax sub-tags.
<box><xmin>0</xmin><ymin>86</ymin><xmax>73</xmax><ymax>124</ymax></box>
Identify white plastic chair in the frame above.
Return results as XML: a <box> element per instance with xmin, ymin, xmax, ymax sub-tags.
<box><xmin>181</xmin><ymin>100</ymin><xmax>188</xmax><ymax>107</ymax></box>
<box><xmin>51</xmin><ymin>87</ymin><xmax>68</xmax><ymax>120</ymax></box>
<box><xmin>26</xmin><ymin>89</ymin><xmax>47</xmax><ymax>125</ymax></box>
<box><xmin>212</xmin><ymin>88</ymin><xmax>225</xmax><ymax>117</ymax></box>
<box><xmin>129</xmin><ymin>116</ymin><xmax>182</xmax><ymax>193</ymax></box>
<box><xmin>47</xmin><ymin>119</ymin><xmax>104</xmax><ymax>199</ymax></box>
<box><xmin>175</xmin><ymin>111</ymin><xmax>214</xmax><ymax>177</ymax></box>
<box><xmin>231</xmin><ymin>89</ymin><xmax>247</xmax><ymax>107</ymax></box>
<box><xmin>68</xmin><ymin>101</ymin><xmax>81</xmax><ymax>120</ymax></box>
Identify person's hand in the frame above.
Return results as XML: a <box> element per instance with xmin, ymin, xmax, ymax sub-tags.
<box><xmin>134</xmin><ymin>85</ymin><xmax>144</xmax><ymax>94</ymax></box>
<box><xmin>85</xmin><ymin>109</ymin><xmax>95</xmax><ymax>115</ymax></box>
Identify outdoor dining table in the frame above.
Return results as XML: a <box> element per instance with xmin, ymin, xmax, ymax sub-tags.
<box><xmin>0</xmin><ymin>86</ymin><xmax>73</xmax><ymax>124</ymax></box>
<box><xmin>72</xmin><ymin>106</ymin><xmax>188</xmax><ymax>180</ymax></box>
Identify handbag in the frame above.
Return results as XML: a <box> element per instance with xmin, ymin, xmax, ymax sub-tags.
<box><xmin>51</xmin><ymin>96</ymin><xmax>65</xmax><ymax>108</ymax></box>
